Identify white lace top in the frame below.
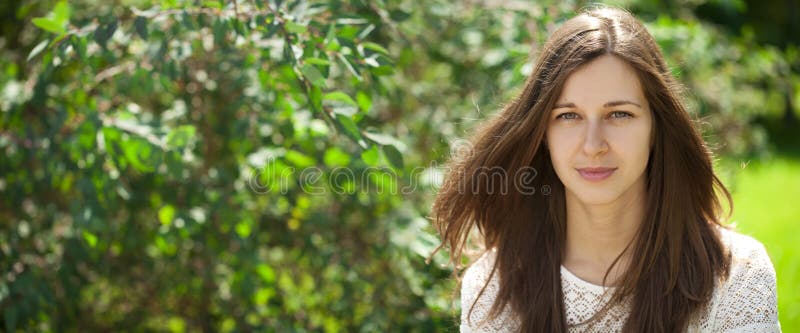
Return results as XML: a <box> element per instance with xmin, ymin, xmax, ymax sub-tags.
<box><xmin>461</xmin><ymin>228</ymin><xmax>781</xmax><ymax>332</ymax></box>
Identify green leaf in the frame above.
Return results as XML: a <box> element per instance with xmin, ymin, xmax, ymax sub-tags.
<box><xmin>167</xmin><ymin>318</ymin><xmax>186</xmax><ymax>333</ymax></box>
<box><xmin>285</xmin><ymin>21</ymin><xmax>307</xmax><ymax>34</ymax></box>
<box><xmin>301</xmin><ymin>63</ymin><xmax>326</xmax><ymax>87</ymax></box>
<box><xmin>356</xmin><ymin>91</ymin><xmax>372</xmax><ymax>112</ymax></box>
<box><xmin>232</xmin><ymin>18</ymin><xmax>248</xmax><ymax>36</ymax></box>
<box><xmin>202</xmin><ymin>0</ymin><xmax>223</xmax><ymax>9</ymax></box>
<box><xmin>158</xmin><ymin>205</ymin><xmax>176</xmax><ymax>226</ymax></box>
<box><xmin>53</xmin><ymin>1</ymin><xmax>71</xmax><ymax>23</ymax></box>
<box><xmin>102</xmin><ymin>126</ymin><xmax>122</xmax><ymax>144</ymax></box>
<box><xmin>304</xmin><ymin>57</ymin><xmax>330</xmax><ymax>66</ymax></box>
<box><xmin>324</xmin><ymin>147</ymin><xmax>351</xmax><ymax>167</ymax></box>
<box><xmin>336</xmin><ymin>23</ymin><xmax>363</xmax><ymax>37</ymax></box>
<box><xmin>94</xmin><ymin>20</ymin><xmax>118</xmax><ymax>48</ymax></box>
<box><xmin>325</xmin><ymin>24</ymin><xmax>341</xmax><ymax>51</ymax></box>
<box><xmin>335</xmin><ymin>114</ymin><xmax>364</xmax><ymax>146</ymax></box>
<box><xmin>382</xmin><ymin>144</ymin><xmax>404</xmax><ymax>169</ymax></box>
<box><xmin>389</xmin><ymin>9</ymin><xmax>412</xmax><ymax>22</ymax></box>
<box><xmin>336</xmin><ymin>53</ymin><xmax>361</xmax><ymax>80</ymax></box>
<box><xmin>166</xmin><ymin>125</ymin><xmax>196</xmax><ymax>149</ymax></box>
<box><xmin>213</xmin><ymin>17</ymin><xmax>229</xmax><ymax>44</ymax></box>
<box><xmin>82</xmin><ymin>230</ymin><xmax>98</xmax><ymax>248</ymax></box>
<box><xmin>364</xmin><ymin>56</ymin><xmax>379</xmax><ymax>67</ymax></box>
<box><xmin>363</xmin><ymin>132</ymin><xmax>402</xmax><ymax>147</ymax></box>
<box><xmin>70</xmin><ymin>36</ymin><xmax>87</xmax><ymax>60</ymax></box>
<box><xmin>308</xmin><ymin>85</ymin><xmax>322</xmax><ymax>112</ymax></box>
<box><xmin>357</xmin><ymin>24</ymin><xmax>375</xmax><ymax>40</ymax></box>
<box><xmin>254</xmin><ymin>287</ymin><xmax>274</xmax><ymax>306</ymax></box>
<box><xmin>362</xmin><ymin>42</ymin><xmax>389</xmax><ymax>55</ymax></box>
<box><xmin>161</xmin><ymin>0</ymin><xmax>178</xmax><ymax>9</ymax></box>
<box><xmin>134</xmin><ymin>16</ymin><xmax>149</xmax><ymax>39</ymax></box>
<box><xmin>32</xmin><ymin>18</ymin><xmax>65</xmax><ymax>34</ymax></box>
<box><xmin>361</xmin><ymin>145</ymin><xmax>379</xmax><ymax>165</ymax></box>
<box><xmin>235</xmin><ymin>221</ymin><xmax>251</xmax><ymax>238</ymax></box>
<box><xmin>323</xmin><ymin>91</ymin><xmax>357</xmax><ymax>106</ymax></box>
<box><xmin>370</xmin><ymin>65</ymin><xmax>395</xmax><ymax>76</ymax></box>
<box><xmin>155</xmin><ymin>235</ymin><xmax>176</xmax><ymax>255</ymax></box>
<box><xmin>331</xmin><ymin>105</ymin><xmax>357</xmax><ymax>117</ymax></box>
<box><xmin>257</xmin><ymin>264</ymin><xmax>276</xmax><ymax>283</ymax></box>
<box><xmin>285</xmin><ymin>150</ymin><xmax>316</xmax><ymax>168</ymax></box>
<box><xmin>27</xmin><ymin>39</ymin><xmax>50</xmax><ymax>62</ymax></box>
<box><xmin>122</xmin><ymin>138</ymin><xmax>160</xmax><ymax>172</ymax></box>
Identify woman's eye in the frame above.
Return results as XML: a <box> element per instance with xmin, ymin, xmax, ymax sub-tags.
<box><xmin>609</xmin><ymin>111</ymin><xmax>633</xmax><ymax>119</ymax></box>
<box><xmin>556</xmin><ymin>112</ymin><xmax>579</xmax><ymax>120</ymax></box>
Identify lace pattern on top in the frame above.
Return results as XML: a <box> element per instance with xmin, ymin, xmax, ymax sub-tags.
<box><xmin>460</xmin><ymin>228</ymin><xmax>781</xmax><ymax>332</ymax></box>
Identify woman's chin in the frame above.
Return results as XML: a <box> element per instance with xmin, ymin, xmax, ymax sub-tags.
<box><xmin>566</xmin><ymin>189</ymin><xmax>622</xmax><ymax>206</ymax></box>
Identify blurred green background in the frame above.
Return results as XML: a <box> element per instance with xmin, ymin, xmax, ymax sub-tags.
<box><xmin>0</xmin><ymin>0</ymin><xmax>797</xmax><ymax>331</ymax></box>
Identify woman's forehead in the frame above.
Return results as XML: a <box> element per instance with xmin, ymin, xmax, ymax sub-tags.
<box><xmin>556</xmin><ymin>55</ymin><xmax>646</xmax><ymax>108</ymax></box>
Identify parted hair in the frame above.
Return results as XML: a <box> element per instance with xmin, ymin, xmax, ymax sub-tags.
<box><xmin>431</xmin><ymin>6</ymin><xmax>732</xmax><ymax>332</ymax></box>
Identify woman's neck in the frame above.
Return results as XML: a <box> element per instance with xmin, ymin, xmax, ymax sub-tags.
<box><xmin>561</xmin><ymin>185</ymin><xmax>646</xmax><ymax>286</ymax></box>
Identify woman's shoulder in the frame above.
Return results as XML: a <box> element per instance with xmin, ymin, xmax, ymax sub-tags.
<box><xmin>461</xmin><ymin>249</ymin><xmax>500</xmax><ymax>313</ymax></box>
<box><xmin>718</xmin><ymin>226</ymin><xmax>772</xmax><ymax>264</ymax></box>
<box><xmin>703</xmin><ymin>226</ymin><xmax>781</xmax><ymax>332</ymax></box>
<box><xmin>460</xmin><ymin>249</ymin><xmax>519</xmax><ymax>332</ymax></box>
<box><xmin>463</xmin><ymin>250</ymin><xmax>497</xmax><ymax>285</ymax></box>
<box><xmin>715</xmin><ymin>226</ymin><xmax>777</xmax><ymax>299</ymax></box>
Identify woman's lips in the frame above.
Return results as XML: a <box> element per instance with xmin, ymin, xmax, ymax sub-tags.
<box><xmin>576</xmin><ymin>167</ymin><xmax>617</xmax><ymax>181</ymax></box>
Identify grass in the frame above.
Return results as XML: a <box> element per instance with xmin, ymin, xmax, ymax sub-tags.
<box><xmin>721</xmin><ymin>156</ymin><xmax>800</xmax><ymax>331</ymax></box>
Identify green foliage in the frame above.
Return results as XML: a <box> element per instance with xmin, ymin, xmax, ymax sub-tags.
<box><xmin>31</xmin><ymin>1</ymin><xmax>70</xmax><ymax>34</ymax></box>
<box><xmin>2</xmin><ymin>0</ymin><xmax>452</xmax><ymax>331</ymax></box>
<box><xmin>1</xmin><ymin>0</ymin><xmax>797</xmax><ymax>331</ymax></box>
<box><xmin>725</xmin><ymin>156</ymin><xmax>800</xmax><ymax>330</ymax></box>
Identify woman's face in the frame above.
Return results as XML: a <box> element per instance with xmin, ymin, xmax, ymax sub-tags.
<box><xmin>546</xmin><ymin>54</ymin><xmax>652</xmax><ymax>206</ymax></box>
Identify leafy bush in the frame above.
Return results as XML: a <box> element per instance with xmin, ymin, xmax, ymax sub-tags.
<box><xmin>1</xmin><ymin>0</ymin><xmax>795</xmax><ymax>331</ymax></box>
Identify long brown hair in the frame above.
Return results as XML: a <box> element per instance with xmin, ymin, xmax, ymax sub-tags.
<box><xmin>431</xmin><ymin>7</ymin><xmax>732</xmax><ymax>332</ymax></box>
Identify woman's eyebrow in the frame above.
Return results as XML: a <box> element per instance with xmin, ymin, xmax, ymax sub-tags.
<box><xmin>553</xmin><ymin>100</ymin><xmax>642</xmax><ymax>109</ymax></box>
<box><xmin>553</xmin><ymin>102</ymin><xmax>576</xmax><ymax>109</ymax></box>
<box><xmin>603</xmin><ymin>100</ymin><xmax>641</xmax><ymax>108</ymax></box>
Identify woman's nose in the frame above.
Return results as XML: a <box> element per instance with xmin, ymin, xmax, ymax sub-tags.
<box><xmin>582</xmin><ymin>120</ymin><xmax>609</xmax><ymax>156</ymax></box>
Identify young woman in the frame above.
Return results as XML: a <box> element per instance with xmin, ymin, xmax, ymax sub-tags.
<box><xmin>431</xmin><ymin>7</ymin><xmax>780</xmax><ymax>332</ymax></box>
